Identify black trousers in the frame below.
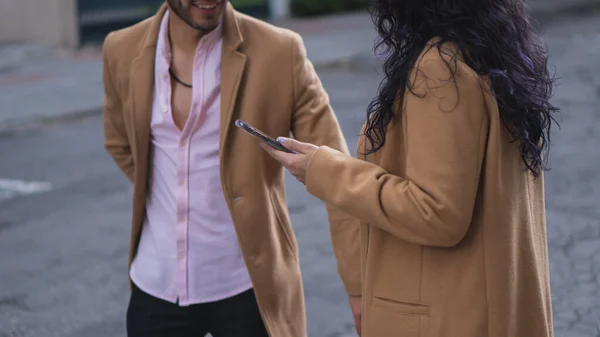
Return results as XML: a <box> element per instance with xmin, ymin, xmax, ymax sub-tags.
<box><xmin>127</xmin><ymin>283</ymin><xmax>269</xmax><ymax>337</ymax></box>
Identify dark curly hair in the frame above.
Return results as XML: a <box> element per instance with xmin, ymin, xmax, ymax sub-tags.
<box><xmin>364</xmin><ymin>0</ymin><xmax>559</xmax><ymax>177</ymax></box>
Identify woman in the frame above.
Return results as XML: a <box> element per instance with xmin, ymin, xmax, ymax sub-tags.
<box><xmin>263</xmin><ymin>0</ymin><xmax>558</xmax><ymax>336</ymax></box>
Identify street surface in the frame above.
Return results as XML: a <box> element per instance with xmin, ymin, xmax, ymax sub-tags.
<box><xmin>1</xmin><ymin>11</ymin><xmax>600</xmax><ymax>337</ymax></box>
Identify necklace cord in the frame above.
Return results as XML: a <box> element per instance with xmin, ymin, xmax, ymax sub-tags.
<box><xmin>167</xmin><ymin>19</ymin><xmax>193</xmax><ymax>89</ymax></box>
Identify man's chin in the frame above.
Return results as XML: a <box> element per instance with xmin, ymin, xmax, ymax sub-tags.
<box><xmin>191</xmin><ymin>22</ymin><xmax>219</xmax><ymax>32</ymax></box>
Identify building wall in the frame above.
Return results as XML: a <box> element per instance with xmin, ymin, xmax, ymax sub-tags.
<box><xmin>0</xmin><ymin>1</ymin><xmax>23</xmax><ymax>43</ymax></box>
<box><xmin>0</xmin><ymin>0</ymin><xmax>79</xmax><ymax>48</ymax></box>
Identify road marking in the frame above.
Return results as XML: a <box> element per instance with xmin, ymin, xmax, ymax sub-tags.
<box><xmin>0</xmin><ymin>179</ymin><xmax>53</xmax><ymax>202</ymax></box>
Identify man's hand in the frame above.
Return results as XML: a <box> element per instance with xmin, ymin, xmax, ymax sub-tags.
<box><xmin>349</xmin><ymin>295</ymin><xmax>362</xmax><ymax>336</ymax></box>
<box><xmin>261</xmin><ymin>137</ymin><xmax>318</xmax><ymax>185</ymax></box>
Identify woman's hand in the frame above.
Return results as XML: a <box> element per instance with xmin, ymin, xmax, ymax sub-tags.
<box><xmin>349</xmin><ymin>295</ymin><xmax>362</xmax><ymax>336</ymax></box>
<box><xmin>261</xmin><ymin>137</ymin><xmax>318</xmax><ymax>185</ymax></box>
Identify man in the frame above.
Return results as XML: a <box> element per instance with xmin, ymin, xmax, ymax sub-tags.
<box><xmin>102</xmin><ymin>0</ymin><xmax>361</xmax><ymax>336</ymax></box>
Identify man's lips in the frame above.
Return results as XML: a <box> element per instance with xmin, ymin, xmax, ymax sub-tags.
<box><xmin>191</xmin><ymin>0</ymin><xmax>222</xmax><ymax>10</ymax></box>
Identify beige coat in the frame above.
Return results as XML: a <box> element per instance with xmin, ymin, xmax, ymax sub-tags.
<box><xmin>102</xmin><ymin>3</ymin><xmax>361</xmax><ymax>336</ymax></box>
<box><xmin>306</xmin><ymin>42</ymin><xmax>554</xmax><ymax>337</ymax></box>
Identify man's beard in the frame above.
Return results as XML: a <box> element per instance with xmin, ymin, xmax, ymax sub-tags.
<box><xmin>167</xmin><ymin>0</ymin><xmax>219</xmax><ymax>32</ymax></box>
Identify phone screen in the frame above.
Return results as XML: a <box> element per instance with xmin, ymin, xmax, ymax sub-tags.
<box><xmin>234</xmin><ymin>119</ymin><xmax>295</xmax><ymax>153</ymax></box>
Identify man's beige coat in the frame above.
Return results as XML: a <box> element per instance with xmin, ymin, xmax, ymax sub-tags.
<box><xmin>102</xmin><ymin>4</ymin><xmax>361</xmax><ymax>336</ymax></box>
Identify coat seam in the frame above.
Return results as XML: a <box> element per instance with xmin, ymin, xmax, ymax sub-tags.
<box><xmin>268</xmin><ymin>189</ymin><xmax>298</xmax><ymax>259</ymax></box>
<box><xmin>419</xmin><ymin>246</ymin><xmax>424</xmax><ymax>337</ymax></box>
<box><xmin>478</xmin><ymin>87</ymin><xmax>491</xmax><ymax>337</ymax></box>
<box><xmin>290</xmin><ymin>34</ymin><xmax>297</xmax><ymax>114</ymax></box>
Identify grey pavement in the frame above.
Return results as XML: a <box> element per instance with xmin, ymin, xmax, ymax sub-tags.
<box><xmin>1</xmin><ymin>6</ymin><xmax>600</xmax><ymax>337</ymax></box>
<box><xmin>537</xmin><ymin>14</ymin><xmax>600</xmax><ymax>337</ymax></box>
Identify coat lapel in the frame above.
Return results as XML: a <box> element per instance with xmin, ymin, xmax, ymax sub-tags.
<box><xmin>129</xmin><ymin>4</ymin><xmax>166</xmax><ymax>176</ymax></box>
<box><xmin>220</xmin><ymin>3</ymin><xmax>247</xmax><ymax>162</ymax></box>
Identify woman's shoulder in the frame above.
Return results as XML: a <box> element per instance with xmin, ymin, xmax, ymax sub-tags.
<box><xmin>412</xmin><ymin>37</ymin><xmax>481</xmax><ymax>87</ymax></box>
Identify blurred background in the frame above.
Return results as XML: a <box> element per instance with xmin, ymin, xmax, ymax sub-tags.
<box><xmin>1</xmin><ymin>0</ymin><xmax>599</xmax><ymax>336</ymax></box>
<box><xmin>0</xmin><ymin>0</ymin><xmax>369</xmax><ymax>48</ymax></box>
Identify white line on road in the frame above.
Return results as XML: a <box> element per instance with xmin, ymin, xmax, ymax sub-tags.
<box><xmin>0</xmin><ymin>178</ymin><xmax>53</xmax><ymax>202</ymax></box>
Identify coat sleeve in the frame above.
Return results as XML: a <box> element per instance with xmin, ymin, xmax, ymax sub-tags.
<box><xmin>102</xmin><ymin>32</ymin><xmax>134</xmax><ymax>183</ymax></box>
<box><xmin>305</xmin><ymin>51</ymin><xmax>488</xmax><ymax>248</ymax></box>
<box><xmin>289</xmin><ymin>33</ymin><xmax>362</xmax><ymax>296</ymax></box>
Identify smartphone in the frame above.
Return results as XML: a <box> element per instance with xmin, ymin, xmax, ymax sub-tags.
<box><xmin>234</xmin><ymin>119</ymin><xmax>295</xmax><ymax>153</ymax></box>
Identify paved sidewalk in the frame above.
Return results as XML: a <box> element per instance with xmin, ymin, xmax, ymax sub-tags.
<box><xmin>0</xmin><ymin>11</ymin><xmax>375</xmax><ymax>134</ymax></box>
<box><xmin>0</xmin><ymin>0</ymin><xmax>598</xmax><ymax>134</ymax></box>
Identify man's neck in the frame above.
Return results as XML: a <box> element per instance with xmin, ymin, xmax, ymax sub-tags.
<box><xmin>167</xmin><ymin>11</ymin><xmax>210</xmax><ymax>56</ymax></box>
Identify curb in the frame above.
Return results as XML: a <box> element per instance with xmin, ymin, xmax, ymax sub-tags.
<box><xmin>529</xmin><ymin>0</ymin><xmax>600</xmax><ymax>24</ymax></box>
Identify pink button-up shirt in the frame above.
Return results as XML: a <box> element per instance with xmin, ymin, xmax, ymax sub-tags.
<box><xmin>129</xmin><ymin>10</ymin><xmax>252</xmax><ymax>306</ymax></box>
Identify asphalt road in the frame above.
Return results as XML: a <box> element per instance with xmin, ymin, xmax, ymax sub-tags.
<box><xmin>1</xmin><ymin>12</ymin><xmax>599</xmax><ymax>337</ymax></box>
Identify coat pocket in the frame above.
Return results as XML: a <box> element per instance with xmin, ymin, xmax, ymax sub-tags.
<box><xmin>371</xmin><ymin>296</ymin><xmax>430</xmax><ymax>316</ymax></box>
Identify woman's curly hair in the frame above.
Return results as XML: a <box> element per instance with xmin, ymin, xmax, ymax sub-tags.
<box><xmin>365</xmin><ymin>0</ymin><xmax>559</xmax><ymax>177</ymax></box>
